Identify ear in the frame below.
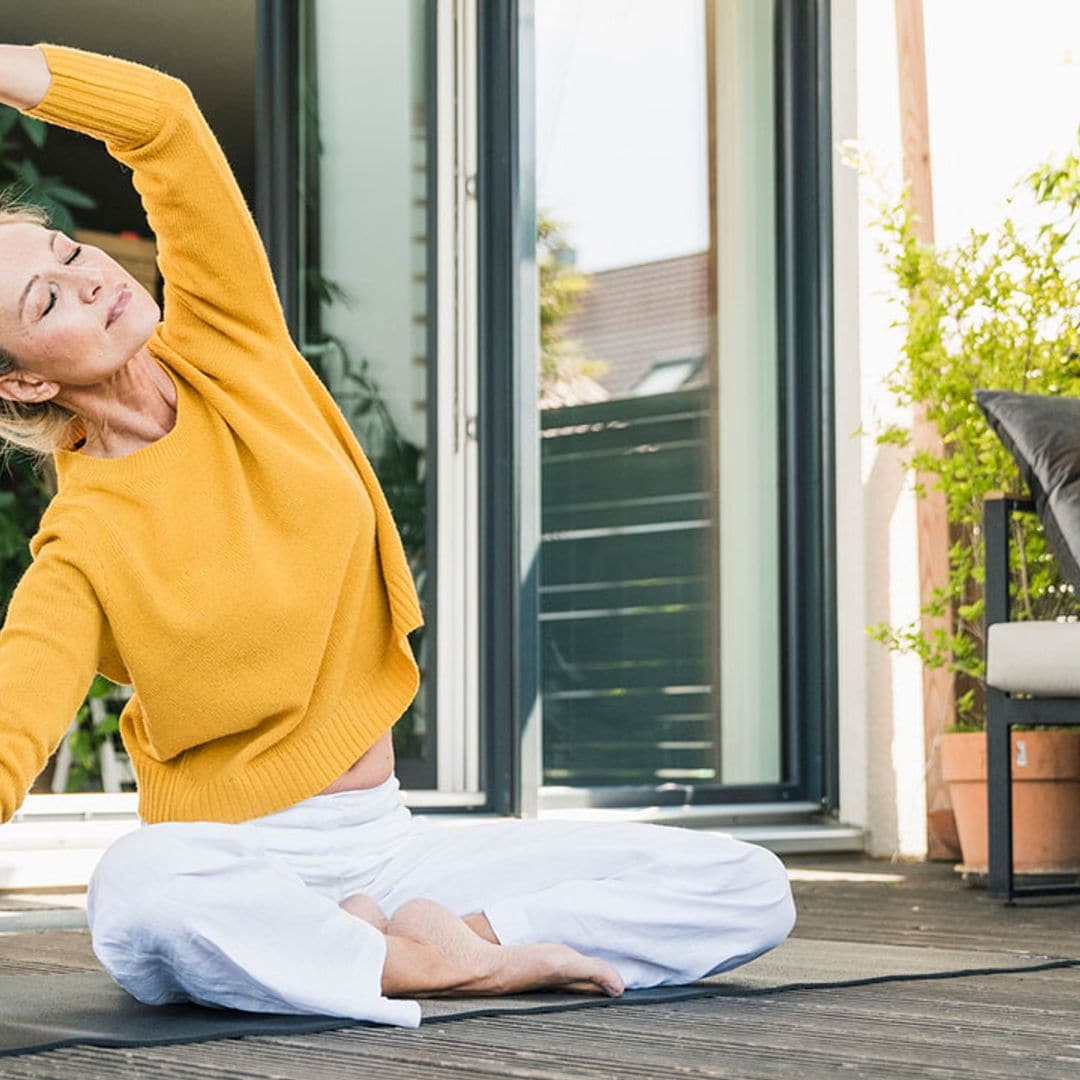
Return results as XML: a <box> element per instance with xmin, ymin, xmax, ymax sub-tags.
<box><xmin>0</xmin><ymin>370</ymin><xmax>59</xmax><ymax>405</ymax></box>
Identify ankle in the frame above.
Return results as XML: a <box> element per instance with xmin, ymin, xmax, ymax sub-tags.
<box><xmin>381</xmin><ymin>932</ymin><xmax>500</xmax><ymax>997</ymax></box>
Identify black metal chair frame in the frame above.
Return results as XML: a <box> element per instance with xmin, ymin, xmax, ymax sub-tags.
<box><xmin>984</xmin><ymin>494</ymin><xmax>1080</xmax><ymax>902</ymax></box>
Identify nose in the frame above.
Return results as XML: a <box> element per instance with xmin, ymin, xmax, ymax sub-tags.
<box><xmin>73</xmin><ymin>267</ymin><xmax>105</xmax><ymax>303</ymax></box>
<box><xmin>53</xmin><ymin>259</ymin><xmax>108</xmax><ymax>311</ymax></box>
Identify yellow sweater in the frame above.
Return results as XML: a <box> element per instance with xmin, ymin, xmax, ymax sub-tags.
<box><xmin>0</xmin><ymin>43</ymin><xmax>425</xmax><ymax>826</ymax></box>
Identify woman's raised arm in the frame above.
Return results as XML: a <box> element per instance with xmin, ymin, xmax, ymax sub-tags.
<box><xmin>2</xmin><ymin>43</ymin><xmax>293</xmax><ymax>371</ymax></box>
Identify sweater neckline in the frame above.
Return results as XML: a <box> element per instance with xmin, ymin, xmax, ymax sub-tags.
<box><xmin>54</xmin><ymin>337</ymin><xmax>185</xmax><ymax>483</ymax></box>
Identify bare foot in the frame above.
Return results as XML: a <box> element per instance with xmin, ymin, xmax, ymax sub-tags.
<box><xmin>459</xmin><ymin>912</ymin><xmax>602</xmax><ymax>992</ymax></box>
<box><xmin>339</xmin><ymin>892</ymin><xmax>389</xmax><ymax>933</ymax></box>
<box><xmin>384</xmin><ymin>897</ymin><xmax>624</xmax><ymax>999</ymax></box>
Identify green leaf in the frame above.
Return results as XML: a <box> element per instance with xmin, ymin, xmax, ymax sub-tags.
<box><xmin>16</xmin><ymin>113</ymin><xmax>46</xmax><ymax>149</ymax></box>
<box><xmin>37</xmin><ymin>178</ymin><xmax>97</xmax><ymax>209</ymax></box>
<box><xmin>861</xmin><ymin>141</ymin><xmax>1080</xmax><ymax>728</ymax></box>
<box><xmin>10</xmin><ymin>157</ymin><xmax>40</xmax><ymax>184</ymax></box>
<box><xmin>95</xmin><ymin>712</ymin><xmax>120</xmax><ymax>736</ymax></box>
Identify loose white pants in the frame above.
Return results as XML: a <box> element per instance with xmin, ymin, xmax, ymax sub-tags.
<box><xmin>87</xmin><ymin>775</ymin><xmax>796</xmax><ymax>1028</ymax></box>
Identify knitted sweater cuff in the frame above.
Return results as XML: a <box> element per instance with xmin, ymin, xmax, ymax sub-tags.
<box><xmin>25</xmin><ymin>42</ymin><xmax>173</xmax><ymax>148</ymax></box>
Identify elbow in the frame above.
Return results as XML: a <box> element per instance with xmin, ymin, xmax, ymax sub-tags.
<box><xmin>160</xmin><ymin>75</ymin><xmax>199</xmax><ymax>117</ymax></box>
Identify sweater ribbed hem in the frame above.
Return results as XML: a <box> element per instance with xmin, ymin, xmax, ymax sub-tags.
<box><xmin>27</xmin><ymin>42</ymin><xmax>173</xmax><ymax>147</ymax></box>
<box><xmin>385</xmin><ymin>568</ymin><xmax>425</xmax><ymax>636</ymax></box>
<box><xmin>133</xmin><ymin>628</ymin><xmax>422</xmax><ymax>824</ymax></box>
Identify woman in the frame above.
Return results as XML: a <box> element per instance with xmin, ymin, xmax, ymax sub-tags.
<box><xmin>0</xmin><ymin>42</ymin><xmax>795</xmax><ymax>1028</ymax></box>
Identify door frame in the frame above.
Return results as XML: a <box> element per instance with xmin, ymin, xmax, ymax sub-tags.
<box><xmin>479</xmin><ymin>0</ymin><xmax>838</xmax><ymax>816</ymax></box>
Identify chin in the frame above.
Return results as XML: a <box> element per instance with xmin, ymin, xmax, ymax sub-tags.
<box><xmin>124</xmin><ymin>289</ymin><xmax>162</xmax><ymax>343</ymax></box>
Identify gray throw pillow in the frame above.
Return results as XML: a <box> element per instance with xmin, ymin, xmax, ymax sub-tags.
<box><xmin>976</xmin><ymin>388</ymin><xmax>1080</xmax><ymax>592</ymax></box>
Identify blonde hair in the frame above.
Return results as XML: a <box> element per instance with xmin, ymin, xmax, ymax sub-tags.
<box><xmin>0</xmin><ymin>196</ymin><xmax>85</xmax><ymax>475</ymax></box>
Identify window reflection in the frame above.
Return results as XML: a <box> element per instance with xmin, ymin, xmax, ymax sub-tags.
<box><xmin>537</xmin><ymin>0</ymin><xmax>781</xmax><ymax>790</ymax></box>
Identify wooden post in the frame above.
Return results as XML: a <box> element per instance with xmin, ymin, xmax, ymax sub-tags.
<box><xmin>894</xmin><ymin>0</ymin><xmax>961</xmax><ymax>861</ymax></box>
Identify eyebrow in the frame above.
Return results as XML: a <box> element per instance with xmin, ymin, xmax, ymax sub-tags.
<box><xmin>19</xmin><ymin>231</ymin><xmax>59</xmax><ymax>323</ymax></box>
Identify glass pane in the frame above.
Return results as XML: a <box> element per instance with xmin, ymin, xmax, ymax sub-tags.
<box><xmin>537</xmin><ymin>0</ymin><xmax>781</xmax><ymax>789</ymax></box>
<box><xmin>308</xmin><ymin>0</ymin><xmax>434</xmax><ymax>788</ymax></box>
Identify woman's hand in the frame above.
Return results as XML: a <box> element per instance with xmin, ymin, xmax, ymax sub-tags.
<box><xmin>0</xmin><ymin>44</ymin><xmax>51</xmax><ymax>111</ymax></box>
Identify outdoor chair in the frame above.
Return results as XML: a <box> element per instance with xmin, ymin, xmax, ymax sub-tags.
<box><xmin>983</xmin><ymin>493</ymin><xmax>1080</xmax><ymax>902</ymax></box>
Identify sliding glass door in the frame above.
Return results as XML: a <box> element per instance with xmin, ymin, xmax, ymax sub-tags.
<box><xmin>535</xmin><ymin>0</ymin><xmax>783</xmax><ymax>796</ymax></box>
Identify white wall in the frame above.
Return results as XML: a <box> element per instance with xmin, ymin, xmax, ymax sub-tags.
<box><xmin>832</xmin><ymin>0</ymin><xmax>1080</xmax><ymax>857</ymax></box>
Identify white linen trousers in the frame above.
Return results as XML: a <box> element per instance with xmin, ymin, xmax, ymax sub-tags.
<box><xmin>86</xmin><ymin>774</ymin><xmax>796</xmax><ymax>1028</ymax></box>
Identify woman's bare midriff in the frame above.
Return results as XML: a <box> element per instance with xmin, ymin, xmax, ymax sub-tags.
<box><xmin>316</xmin><ymin>730</ymin><xmax>395</xmax><ymax>795</ymax></box>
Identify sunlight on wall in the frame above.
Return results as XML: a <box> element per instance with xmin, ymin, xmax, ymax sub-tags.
<box><xmin>925</xmin><ymin>0</ymin><xmax>1080</xmax><ymax>248</ymax></box>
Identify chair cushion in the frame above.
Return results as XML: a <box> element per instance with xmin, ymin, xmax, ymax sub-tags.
<box><xmin>976</xmin><ymin>389</ymin><xmax>1080</xmax><ymax>593</ymax></box>
<box><xmin>987</xmin><ymin>620</ymin><xmax>1080</xmax><ymax>696</ymax></box>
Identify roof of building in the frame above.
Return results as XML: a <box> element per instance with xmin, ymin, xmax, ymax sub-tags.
<box><xmin>554</xmin><ymin>249</ymin><xmax>711</xmax><ymax>402</ymax></box>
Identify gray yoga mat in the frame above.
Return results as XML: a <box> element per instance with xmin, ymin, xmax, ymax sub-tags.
<box><xmin>2</xmin><ymin>936</ymin><xmax>1077</xmax><ymax>1060</ymax></box>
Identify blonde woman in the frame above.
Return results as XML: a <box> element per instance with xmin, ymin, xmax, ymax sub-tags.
<box><xmin>0</xmin><ymin>42</ymin><xmax>795</xmax><ymax>1027</ymax></box>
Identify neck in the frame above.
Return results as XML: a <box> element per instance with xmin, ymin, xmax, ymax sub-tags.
<box><xmin>62</xmin><ymin>348</ymin><xmax>178</xmax><ymax>457</ymax></box>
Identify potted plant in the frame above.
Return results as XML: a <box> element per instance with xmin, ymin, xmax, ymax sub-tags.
<box><xmin>858</xmin><ymin>139</ymin><xmax>1080</xmax><ymax>875</ymax></box>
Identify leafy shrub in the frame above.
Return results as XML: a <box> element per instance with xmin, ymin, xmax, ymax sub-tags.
<box><xmin>859</xmin><ymin>139</ymin><xmax>1080</xmax><ymax>729</ymax></box>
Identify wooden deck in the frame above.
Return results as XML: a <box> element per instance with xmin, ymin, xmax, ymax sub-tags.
<box><xmin>1</xmin><ymin>853</ymin><xmax>1078</xmax><ymax>1078</ymax></box>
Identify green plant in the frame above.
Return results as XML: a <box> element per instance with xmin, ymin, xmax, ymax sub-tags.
<box><xmin>537</xmin><ymin>211</ymin><xmax>610</xmax><ymax>393</ymax></box>
<box><xmin>62</xmin><ymin>675</ymin><xmax>126</xmax><ymax>793</ymax></box>
<box><xmin>0</xmin><ymin>106</ymin><xmax>97</xmax><ymax>234</ymax></box>
<box><xmin>0</xmin><ymin>460</ymin><xmax>53</xmax><ymax>625</ymax></box>
<box><xmin>858</xmin><ymin>138</ymin><xmax>1080</xmax><ymax>731</ymax></box>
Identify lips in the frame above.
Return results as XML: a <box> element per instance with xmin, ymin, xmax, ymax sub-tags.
<box><xmin>106</xmin><ymin>284</ymin><xmax>131</xmax><ymax>329</ymax></box>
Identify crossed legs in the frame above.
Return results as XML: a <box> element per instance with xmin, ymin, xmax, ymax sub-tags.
<box><xmin>337</xmin><ymin>817</ymin><xmax>795</xmax><ymax>1000</ymax></box>
<box><xmin>339</xmin><ymin>892</ymin><xmax>625</xmax><ymax>997</ymax></box>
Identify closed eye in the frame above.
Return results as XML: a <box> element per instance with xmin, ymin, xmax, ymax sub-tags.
<box><xmin>41</xmin><ymin>246</ymin><xmax>83</xmax><ymax>319</ymax></box>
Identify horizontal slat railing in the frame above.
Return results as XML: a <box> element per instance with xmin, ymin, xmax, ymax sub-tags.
<box><xmin>540</xmin><ymin>388</ymin><xmax>716</xmax><ymax>786</ymax></box>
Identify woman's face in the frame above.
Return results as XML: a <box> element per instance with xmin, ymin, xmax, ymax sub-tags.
<box><xmin>0</xmin><ymin>221</ymin><xmax>160</xmax><ymax>404</ymax></box>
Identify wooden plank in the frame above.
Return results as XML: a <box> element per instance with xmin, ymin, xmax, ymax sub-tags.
<box><xmin>894</xmin><ymin>0</ymin><xmax>960</xmax><ymax>862</ymax></box>
<box><xmin>544</xmin><ymin>690</ymin><xmax>710</xmax><ymax>727</ymax></box>
<box><xmin>542</xmin><ymin>443</ymin><xmax>707</xmax><ymax>507</ymax></box>
<box><xmin>540</xmin><ymin>528</ymin><xmax>709</xmax><ymax>586</ymax></box>
<box><xmin>543</xmin><ymin>706</ymin><xmax>710</xmax><ymax>753</ymax></box>
<box><xmin>73</xmin><ymin>228</ymin><xmax>159</xmax><ymax>300</ymax></box>
<box><xmin>540</xmin><ymin>577</ymin><xmax>709</xmax><ymax>615</ymax></box>
<box><xmin>540</xmin><ymin>608</ymin><xmax>708</xmax><ymax>666</ymax></box>
<box><xmin>542</xmin><ymin>493</ymin><xmax>710</xmax><ymax>532</ymax></box>
<box><xmin>539</xmin><ymin>412</ymin><xmax>711</xmax><ymax>460</ymax></box>
<box><xmin>539</xmin><ymin>386</ymin><xmax>706</xmax><ymax>428</ymax></box>
<box><xmin>540</xmin><ymin>654</ymin><xmax>708</xmax><ymax>693</ymax></box>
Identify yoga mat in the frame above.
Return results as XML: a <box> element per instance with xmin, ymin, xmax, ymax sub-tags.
<box><xmin>1</xmin><ymin>936</ymin><xmax>1077</xmax><ymax>1060</ymax></box>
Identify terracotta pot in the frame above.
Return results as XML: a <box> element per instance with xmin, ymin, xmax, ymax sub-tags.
<box><xmin>940</xmin><ymin>730</ymin><xmax>1080</xmax><ymax>873</ymax></box>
